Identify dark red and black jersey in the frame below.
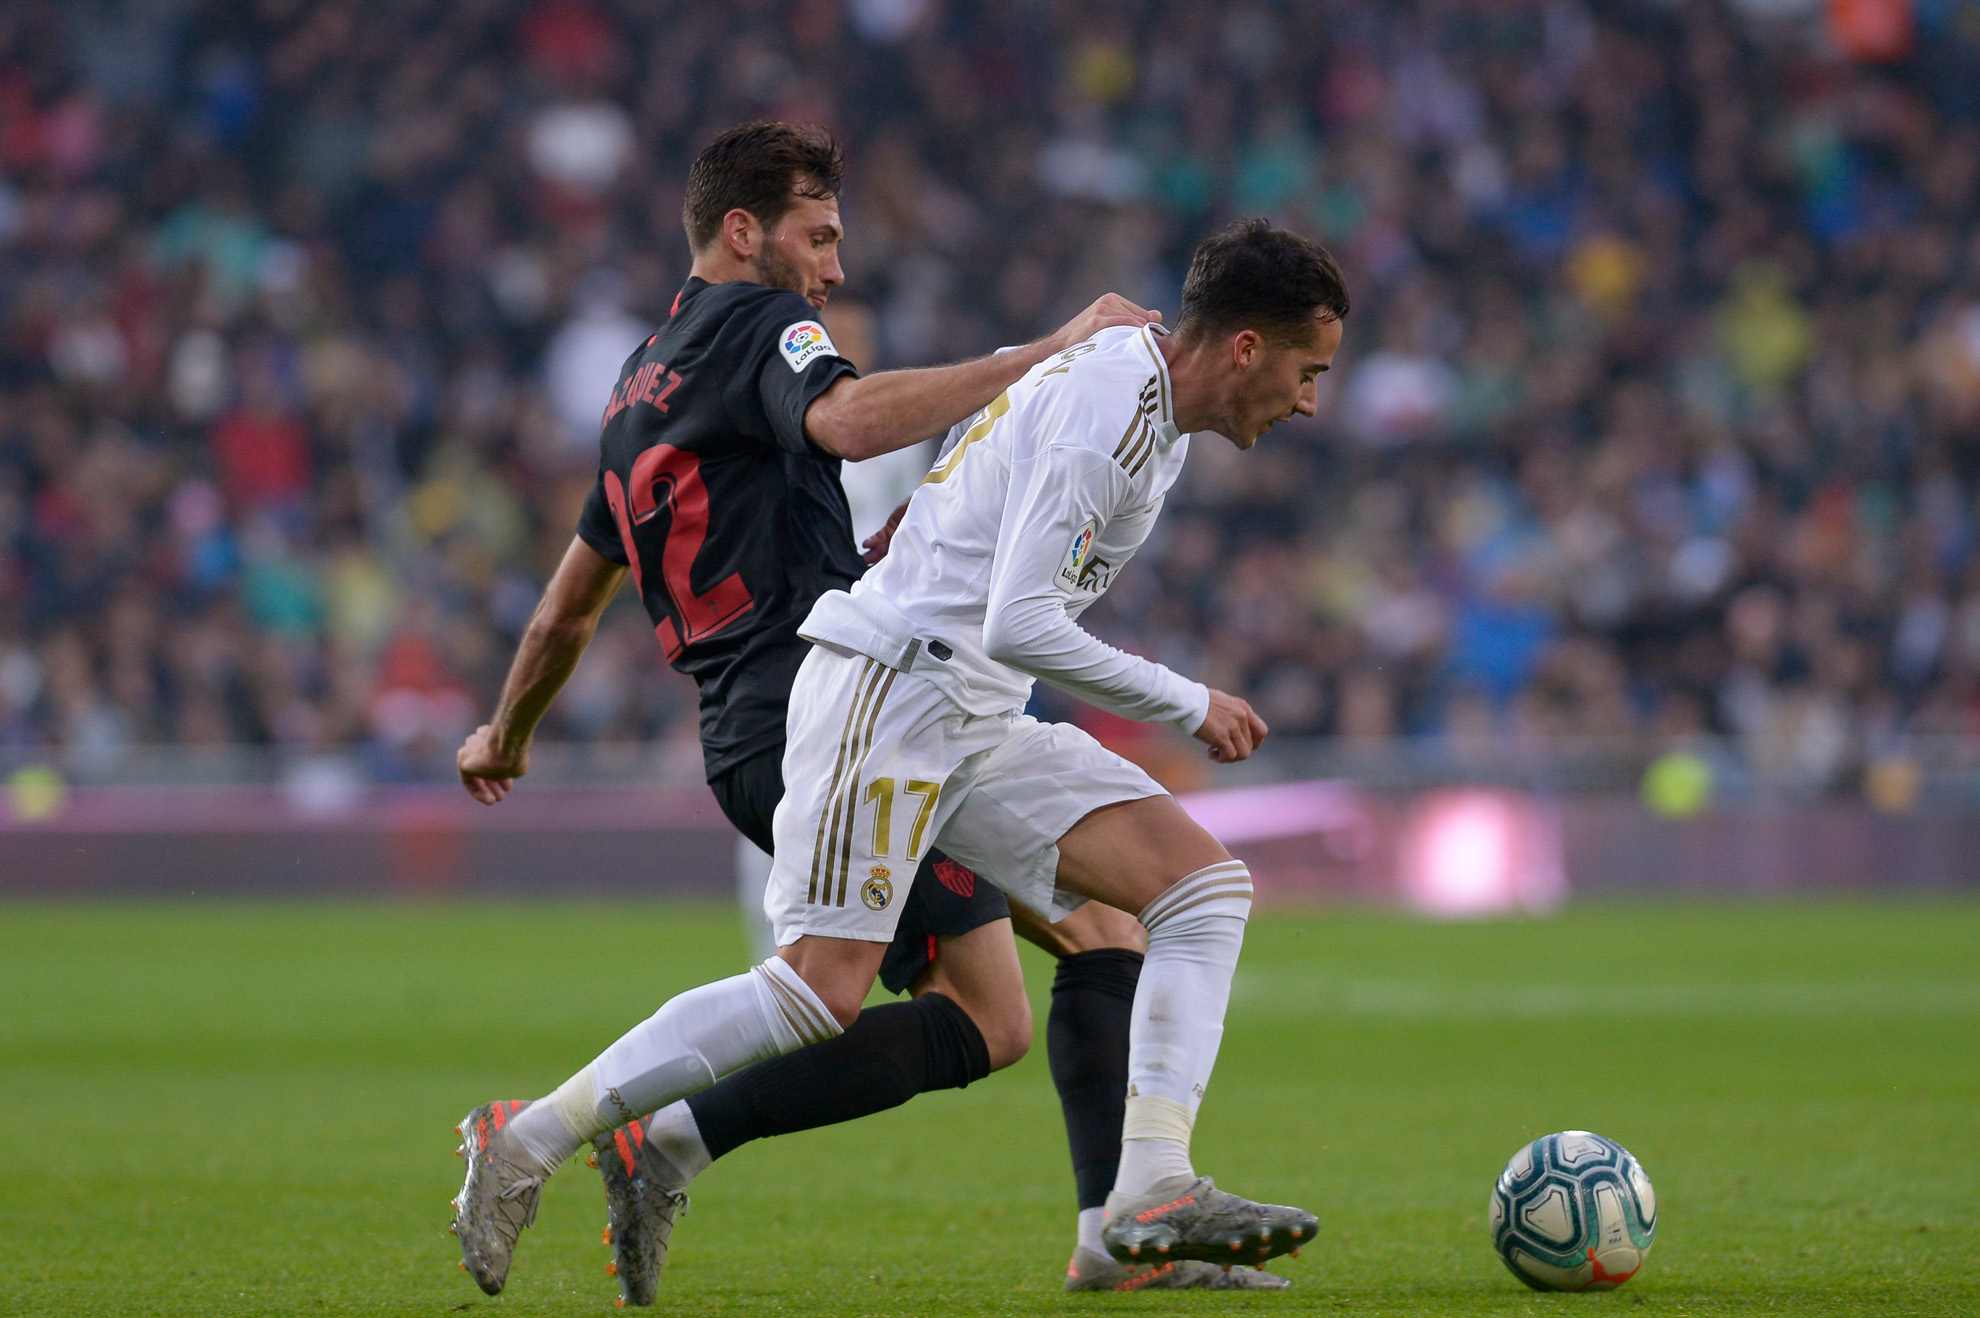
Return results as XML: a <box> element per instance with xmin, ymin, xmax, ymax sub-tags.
<box><xmin>575</xmin><ymin>276</ymin><xmax>865</xmax><ymax>779</ymax></box>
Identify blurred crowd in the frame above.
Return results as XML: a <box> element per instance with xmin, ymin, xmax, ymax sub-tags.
<box><xmin>3</xmin><ymin>0</ymin><xmax>1980</xmax><ymax>791</ymax></box>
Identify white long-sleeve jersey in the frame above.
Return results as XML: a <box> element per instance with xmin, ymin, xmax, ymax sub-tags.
<box><xmin>799</xmin><ymin>323</ymin><xmax>1210</xmax><ymax>732</ymax></box>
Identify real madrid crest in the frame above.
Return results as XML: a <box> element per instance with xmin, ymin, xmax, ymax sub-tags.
<box><xmin>861</xmin><ymin>864</ymin><xmax>894</xmax><ymax>911</ymax></box>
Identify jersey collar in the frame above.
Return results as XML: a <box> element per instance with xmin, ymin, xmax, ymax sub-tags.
<box><xmin>671</xmin><ymin>276</ymin><xmax>711</xmax><ymax>317</ymax></box>
<box><xmin>1137</xmin><ymin>323</ymin><xmax>1181</xmax><ymax>444</ymax></box>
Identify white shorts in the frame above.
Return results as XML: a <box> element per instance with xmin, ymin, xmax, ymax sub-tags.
<box><xmin>767</xmin><ymin>644</ymin><xmax>1166</xmax><ymax>945</ymax></box>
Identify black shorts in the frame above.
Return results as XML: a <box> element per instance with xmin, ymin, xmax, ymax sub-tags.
<box><xmin>709</xmin><ymin>743</ymin><xmax>1010</xmax><ymax>994</ymax></box>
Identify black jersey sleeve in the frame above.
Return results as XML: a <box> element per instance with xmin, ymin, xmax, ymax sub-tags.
<box><xmin>574</xmin><ymin>474</ymin><xmax>629</xmax><ymax>565</ymax></box>
<box><xmin>728</xmin><ymin>290</ymin><xmax>859</xmax><ymax>455</ymax></box>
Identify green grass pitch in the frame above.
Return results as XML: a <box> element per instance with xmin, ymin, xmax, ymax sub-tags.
<box><xmin>2</xmin><ymin>899</ymin><xmax>1975</xmax><ymax>1317</ymax></box>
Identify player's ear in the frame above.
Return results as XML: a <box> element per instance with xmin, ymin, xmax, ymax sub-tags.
<box><xmin>722</xmin><ymin>208</ymin><xmax>759</xmax><ymax>261</ymax></box>
<box><xmin>1231</xmin><ymin>328</ymin><xmax>1262</xmax><ymax>372</ymax></box>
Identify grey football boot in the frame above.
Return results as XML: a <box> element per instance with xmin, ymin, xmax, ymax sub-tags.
<box><xmin>450</xmin><ymin>1101</ymin><xmax>546</xmax><ymax>1295</ymax></box>
<box><xmin>586</xmin><ymin>1117</ymin><xmax>690</xmax><ymax>1307</ymax></box>
<box><xmin>1065</xmin><ymin>1245</ymin><xmax>1292</xmax><ymax>1291</ymax></box>
<box><xmin>1102</xmin><ymin>1177</ymin><xmax>1317</xmax><ymax>1267</ymax></box>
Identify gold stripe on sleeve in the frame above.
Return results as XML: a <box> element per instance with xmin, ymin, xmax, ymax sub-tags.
<box><xmin>1110</xmin><ymin>407</ymin><xmax>1142</xmax><ymax>465</ymax></box>
<box><xmin>1122</xmin><ymin>420</ymin><xmax>1157</xmax><ymax>476</ymax></box>
<box><xmin>1138</xmin><ymin>331</ymin><xmax>1172</xmax><ymax>421</ymax></box>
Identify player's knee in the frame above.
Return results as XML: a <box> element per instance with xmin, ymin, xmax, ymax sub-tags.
<box><xmin>779</xmin><ymin>944</ymin><xmax>884</xmax><ymax>1029</ymax></box>
<box><xmin>1142</xmin><ymin>859</ymin><xmax>1253</xmax><ymax>934</ymax></box>
<box><xmin>1047</xmin><ymin>900</ymin><xmax>1147</xmax><ymax>957</ymax></box>
<box><xmin>927</xmin><ymin>977</ymin><xmax>1032</xmax><ymax>1070</ymax></box>
<box><xmin>1149</xmin><ymin>831</ymin><xmax>1236</xmax><ymax>895</ymax></box>
<box><xmin>781</xmin><ymin>963</ymin><xmax>868</xmax><ymax>1029</ymax></box>
<box><xmin>812</xmin><ymin>983</ymin><xmax>869</xmax><ymax>1030</ymax></box>
<box><xmin>1056</xmin><ymin>795</ymin><xmax>1233</xmax><ymax>911</ymax></box>
<box><xmin>976</xmin><ymin>995</ymin><xmax>1033</xmax><ymax>1071</ymax></box>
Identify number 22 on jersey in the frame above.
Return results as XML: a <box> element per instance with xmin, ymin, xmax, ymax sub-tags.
<box><xmin>603</xmin><ymin>444</ymin><xmax>754</xmax><ymax>660</ymax></box>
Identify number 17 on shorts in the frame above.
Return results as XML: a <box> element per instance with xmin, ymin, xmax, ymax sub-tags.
<box><xmin>766</xmin><ymin>648</ymin><xmax>966</xmax><ymax>947</ymax></box>
<box><xmin>766</xmin><ymin>641</ymin><xmax>1167</xmax><ymax>946</ymax></box>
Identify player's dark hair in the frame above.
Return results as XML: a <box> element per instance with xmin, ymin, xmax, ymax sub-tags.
<box><xmin>683</xmin><ymin>121</ymin><xmax>844</xmax><ymax>252</ymax></box>
<box><xmin>1175</xmin><ymin>218</ymin><xmax>1350</xmax><ymax>345</ymax></box>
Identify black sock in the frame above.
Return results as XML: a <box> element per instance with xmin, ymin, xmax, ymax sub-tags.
<box><xmin>1048</xmin><ymin>947</ymin><xmax>1144</xmax><ymax>1211</ymax></box>
<box><xmin>684</xmin><ymin>991</ymin><xmax>990</xmax><ymax>1162</ymax></box>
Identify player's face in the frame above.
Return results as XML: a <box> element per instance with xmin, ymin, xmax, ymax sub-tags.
<box><xmin>1223</xmin><ymin>313</ymin><xmax>1343</xmax><ymax>449</ymax></box>
<box><xmin>757</xmin><ymin>194</ymin><xmax>845</xmax><ymax>311</ymax></box>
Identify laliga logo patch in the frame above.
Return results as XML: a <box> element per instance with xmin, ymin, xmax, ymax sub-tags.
<box><xmin>1055</xmin><ymin>520</ymin><xmax>1099</xmax><ymax>591</ymax></box>
<box><xmin>780</xmin><ymin>320</ymin><xmax>836</xmax><ymax>373</ymax></box>
<box><xmin>861</xmin><ymin>865</ymin><xmax>894</xmax><ymax>911</ymax></box>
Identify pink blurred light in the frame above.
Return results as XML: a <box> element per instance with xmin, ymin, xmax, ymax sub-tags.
<box><xmin>1176</xmin><ymin>779</ymin><xmax>1371</xmax><ymax>849</ymax></box>
<box><xmin>1399</xmin><ymin>789</ymin><xmax>1567</xmax><ymax>917</ymax></box>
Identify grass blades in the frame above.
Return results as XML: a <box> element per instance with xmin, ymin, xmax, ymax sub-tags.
<box><xmin>1</xmin><ymin>899</ymin><xmax>1974</xmax><ymax>1316</ymax></box>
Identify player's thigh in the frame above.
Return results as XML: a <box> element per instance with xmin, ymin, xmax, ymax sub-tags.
<box><xmin>909</xmin><ymin>918</ymin><xmax>1032</xmax><ymax>1070</ymax></box>
<box><xmin>879</xmin><ymin>851</ymin><xmax>1029</xmax><ymax>1068</ymax></box>
<box><xmin>1054</xmin><ymin>794</ymin><xmax>1232</xmax><ymax>916</ymax></box>
<box><xmin>934</xmin><ymin>717</ymin><xmax>1169</xmax><ymax>924</ymax></box>
<box><xmin>877</xmin><ymin>850</ymin><xmax>1010</xmax><ymax>994</ymax></box>
<box><xmin>1010</xmin><ymin>897</ymin><xmax>1146</xmax><ymax>958</ymax></box>
<box><xmin>765</xmin><ymin>648</ymin><xmax>972</xmax><ymax>949</ymax></box>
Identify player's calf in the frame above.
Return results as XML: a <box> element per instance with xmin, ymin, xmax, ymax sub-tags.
<box><xmin>1052</xmin><ymin>822</ymin><xmax>1321</xmax><ymax>1273</ymax></box>
<box><xmin>907</xmin><ymin>918</ymin><xmax>1033</xmax><ymax>1070</ymax></box>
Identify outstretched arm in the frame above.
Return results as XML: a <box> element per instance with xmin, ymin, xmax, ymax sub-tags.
<box><xmin>804</xmin><ymin>295</ymin><xmax>1159</xmax><ymax>461</ymax></box>
<box><xmin>979</xmin><ymin>448</ymin><xmax>1268</xmax><ymax>762</ymax></box>
<box><xmin>457</xmin><ymin>536</ymin><xmax>627</xmax><ymax>803</ymax></box>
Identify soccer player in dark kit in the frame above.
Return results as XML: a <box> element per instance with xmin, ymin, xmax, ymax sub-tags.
<box><xmin>451</xmin><ymin>122</ymin><xmax>1287</xmax><ymax>1301</ymax></box>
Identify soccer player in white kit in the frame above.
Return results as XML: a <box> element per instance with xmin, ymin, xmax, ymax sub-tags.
<box><xmin>461</xmin><ymin>219</ymin><xmax>1349</xmax><ymax>1275</ymax></box>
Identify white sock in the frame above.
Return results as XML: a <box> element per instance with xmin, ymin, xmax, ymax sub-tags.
<box><xmin>1108</xmin><ymin>861</ymin><xmax>1251</xmax><ymax>1204</ymax></box>
<box><xmin>640</xmin><ymin>1100</ymin><xmax>711</xmax><ymax>1189</ymax></box>
<box><xmin>1115</xmin><ymin>1096</ymin><xmax>1197</xmax><ymax>1201</ymax></box>
<box><xmin>1077</xmin><ymin>1207</ymin><xmax>1107</xmax><ymax>1256</ymax></box>
<box><xmin>503</xmin><ymin>958</ymin><xmax>839</xmax><ymax>1177</ymax></box>
<box><xmin>505</xmin><ymin>1062</ymin><xmax>601</xmax><ymax>1173</ymax></box>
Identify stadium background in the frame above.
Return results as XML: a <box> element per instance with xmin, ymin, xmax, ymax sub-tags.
<box><xmin>3</xmin><ymin>0</ymin><xmax>1979</xmax><ymax>900</ymax></box>
<box><xmin>1</xmin><ymin>4</ymin><xmax>1975</xmax><ymax>1316</ymax></box>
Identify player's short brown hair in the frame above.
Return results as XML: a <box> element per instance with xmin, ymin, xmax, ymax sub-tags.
<box><xmin>1176</xmin><ymin>219</ymin><xmax>1350</xmax><ymax>345</ymax></box>
<box><xmin>683</xmin><ymin>121</ymin><xmax>843</xmax><ymax>252</ymax></box>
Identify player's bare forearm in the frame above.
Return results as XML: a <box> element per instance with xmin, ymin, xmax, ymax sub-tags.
<box><xmin>487</xmin><ymin>611</ymin><xmax>595</xmax><ymax>752</ymax></box>
<box><xmin>457</xmin><ymin>537</ymin><xmax>625</xmax><ymax>803</ymax></box>
<box><xmin>804</xmin><ymin>358</ymin><xmax>1025</xmax><ymax>461</ymax></box>
<box><xmin>805</xmin><ymin>294</ymin><xmax>1161</xmax><ymax>460</ymax></box>
<box><xmin>484</xmin><ymin>540</ymin><xmax>625</xmax><ymax>752</ymax></box>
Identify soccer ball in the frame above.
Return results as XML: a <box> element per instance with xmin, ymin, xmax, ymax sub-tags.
<box><xmin>1489</xmin><ymin>1130</ymin><xmax>1656</xmax><ymax>1291</ymax></box>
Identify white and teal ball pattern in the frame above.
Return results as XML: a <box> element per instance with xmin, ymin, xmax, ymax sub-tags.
<box><xmin>1489</xmin><ymin>1131</ymin><xmax>1657</xmax><ymax>1291</ymax></box>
